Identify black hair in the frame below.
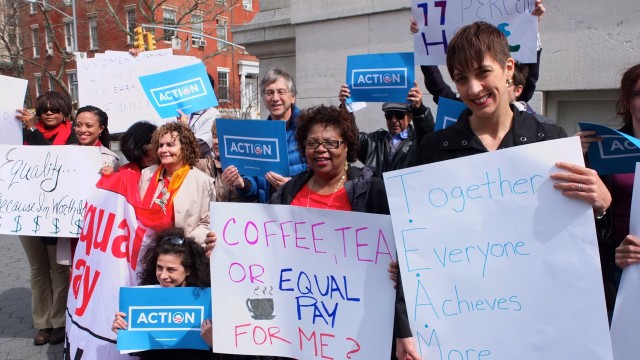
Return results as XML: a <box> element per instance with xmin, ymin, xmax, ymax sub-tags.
<box><xmin>76</xmin><ymin>105</ymin><xmax>111</xmax><ymax>148</ymax></box>
<box><xmin>120</xmin><ymin>121</ymin><xmax>157</xmax><ymax>167</ymax></box>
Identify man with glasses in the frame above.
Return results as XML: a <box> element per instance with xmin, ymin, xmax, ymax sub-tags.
<box><xmin>338</xmin><ymin>81</ymin><xmax>434</xmax><ymax>177</ymax></box>
<box><xmin>222</xmin><ymin>68</ymin><xmax>307</xmax><ymax>203</ymax></box>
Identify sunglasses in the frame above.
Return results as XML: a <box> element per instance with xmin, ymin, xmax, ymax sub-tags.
<box><xmin>37</xmin><ymin>108</ymin><xmax>62</xmax><ymax>116</ymax></box>
<box><xmin>163</xmin><ymin>236</ymin><xmax>185</xmax><ymax>246</ymax></box>
<box><xmin>384</xmin><ymin>110</ymin><xmax>408</xmax><ymax>121</ymax></box>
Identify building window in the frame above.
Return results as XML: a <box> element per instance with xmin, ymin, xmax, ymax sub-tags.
<box><xmin>67</xmin><ymin>72</ymin><xmax>78</xmax><ymax>103</ymax></box>
<box><xmin>162</xmin><ymin>8</ymin><xmax>177</xmax><ymax>41</ymax></box>
<box><xmin>191</xmin><ymin>13</ymin><xmax>203</xmax><ymax>45</ymax></box>
<box><xmin>29</xmin><ymin>2</ymin><xmax>36</xmax><ymax>14</ymax></box>
<box><xmin>216</xmin><ymin>18</ymin><xmax>228</xmax><ymax>51</ymax></box>
<box><xmin>242</xmin><ymin>0</ymin><xmax>252</xmax><ymax>11</ymax></box>
<box><xmin>64</xmin><ymin>21</ymin><xmax>74</xmax><ymax>52</ymax></box>
<box><xmin>216</xmin><ymin>0</ymin><xmax>226</xmax><ymax>4</ymax></box>
<box><xmin>45</xmin><ymin>26</ymin><xmax>54</xmax><ymax>55</ymax></box>
<box><xmin>217</xmin><ymin>70</ymin><xmax>229</xmax><ymax>102</ymax></box>
<box><xmin>34</xmin><ymin>74</ymin><xmax>42</xmax><ymax>97</ymax></box>
<box><xmin>48</xmin><ymin>74</ymin><xmax>56</xmax><ymax>91</ymax></box>
<box><xmin>126</xmin><ymin>7</ymin><xmax>136</xmax><ymax>44</ymax></box>
<box><xmin>88</xmin><ymin>16</ymin><xmax>99</xmax><ymax>49</ymax></box>
<box><xmin>31</xmin><ymin>27</ymin><xmax>40</xmax><ymax>58</ymax></box>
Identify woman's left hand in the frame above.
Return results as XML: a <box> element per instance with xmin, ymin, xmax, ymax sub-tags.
<box><xmin>550</xmin><ymin>161</ymin><xmax>611</xmax><ymax>216</ymax></box>
<box><xmin>265</xmin><ymin>171</ymin><xmax>291</xmax><ymax>189</ymax></box>
<box><xmin>575</xmin><ymin>130</ymin><xmax>602</xmax><ymax>154</ymax></box>
<box><xmin>200</xmin><ymin>319</ymin><xmax>213</xmax><ymax>347</ymax></box>
<box><xmin>388</xmin><ymin>261</ymin><xmax>399</xmax><ymax>288</ymax></box>
<box><xmin>204</xmin><ymin>231</ymin><xmax>217</xmax><ymax>258</ymax></box>
<box><xmin>16</xmin><ymin>108</ymin><xmax>36</xmax><ymax>129</ymax></box>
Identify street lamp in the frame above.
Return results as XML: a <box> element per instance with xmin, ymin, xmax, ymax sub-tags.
<box><xmin>24</xmin><ymin>0</ymin><xmax>77</xmax><ymax>53</ymax></box>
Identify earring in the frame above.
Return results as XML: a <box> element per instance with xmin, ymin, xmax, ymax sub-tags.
<box><xmin>506</xmin><ymin>79</ymin><xmax>514</xmax><ymax>87</ymax></box>
<box><xmin>344</xmin><ymin>161</ymin><xmax>348</xmax><ymax>172</ymax></box>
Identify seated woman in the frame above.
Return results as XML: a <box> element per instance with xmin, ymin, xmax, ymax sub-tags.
<box><xmin>74</xmin><ymin>105</ymin><xmax>121</xmax><ymax>172</ymax></box>
<box><xmin>138</xmin><ymin>122</ymin><xmax>216</xmax><ymax>243</ymax></box>
<box><xmin>111</xmin><ymin>227</ymin><xmax>214</xmax><ymax>360</ymax></box>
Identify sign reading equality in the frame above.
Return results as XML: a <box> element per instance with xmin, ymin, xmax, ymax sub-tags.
<box><xmin>346</xmin><ymin>52</ymin><xmax>414</xmax><ymax>103</ymax></box>
<box><xmin>383</xmin><ymin>137</ymin><xmax>612</xmax><ymax>360</ymax></box>
<box><xmin>138</xmin><ymin>62</ymin><xmax>218</xmax><ymax>119</ymax></box>
<box><xmin>216</xmin><ymin>119</ymin><xmax>290</xmax><ymax>177</ymax></box>
<box><xmin>579</xmin><ymin>122</ymin><xmax>640</xmax><ymax>175</ymax></box>
<box><xmin>210</xmin><ymin>203</ymin><xmax>397</xmax><ymax>359</ymax></box>
<box><xmin>117</xmin><ymin>287</ymin><xmax>212</xmax><ymax>351</ymax></box>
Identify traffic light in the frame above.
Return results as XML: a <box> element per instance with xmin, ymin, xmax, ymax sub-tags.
<box><xmin>145</xmin><ymin>32</ymin><xmax>156</xmax><ymax>51</ymax></box>
<box><xmin>133</xmin><ymin>27</ymin><xmax>145</xmax><ymax>51</ymax></box>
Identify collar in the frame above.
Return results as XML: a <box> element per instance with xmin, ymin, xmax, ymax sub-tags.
<box><xmin>268</xmin><ymin>104</ymin><xmax>300</xmax><ymax>130</ymax></box>
<box><xmin>392</xmin><ymin>128</ymin><xmax>410</xmax><ymax>140</ymax></box>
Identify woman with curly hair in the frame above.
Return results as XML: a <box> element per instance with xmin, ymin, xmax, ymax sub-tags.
<box><xmin>112</xmin><ymin>227</ymin><xmax>214</xmax><ymax>359</ymax></box>
<box><xmin>138</xmin><ymin>122</ymin><xmax>215</xmax><ymax>243</ymax></box>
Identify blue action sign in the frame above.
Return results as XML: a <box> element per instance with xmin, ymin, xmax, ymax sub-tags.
<box><xmin>435</xmin><ymin>97</ymin><xmax>468</xmax><ymax>131</ymax></box>
<box><xmin>216</xmin><ymin>118</ymin><xmax>290</xmax><ymax>177</ymax></box>
<box><xmin>579</xmin><ymin>122</ymin><xmax>640</xmax><ymax>175</ymax></box>
<box><xmin>138</xmin><ymin>62</ymin><xmax>218</xmax><ymax>119</ymax></box>
<box><xmin>346</xmin><ymin>52</ymin><xmax>414</xmax><ymax>103</ymax></box>
<box><xmin>117</xmin><ymin>287</ymin><xmax>212</xmax><ymax>351</ymax></box>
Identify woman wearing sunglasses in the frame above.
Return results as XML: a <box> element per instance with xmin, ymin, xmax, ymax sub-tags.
<box><xmin>14</xmin><ymin>91</ymin><xmax>76</xmax><ymax>346</ymax></box>
<box><xmin>112</xmin><ymin>227</ymin><xmax>215</xmax><ymax>359</ymax></box>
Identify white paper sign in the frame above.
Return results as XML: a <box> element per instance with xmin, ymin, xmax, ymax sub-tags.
<box><xmin>384</xmin><ymin>137</ymin><xmax>612</xmax><ymax>359</ymax></box>
<box><xmin>411</xmin><ymin>0</ymin><xmax>538</xmax><ymax>65</ymax></box>
<box><xmin>610</xmin><ymin>163</ymin><xmax>640</xmax><ymax>360</ymax></box>
<box><xmin>0</xmin><ymin>74</ymin><xmax>28</xmax><ymax>145</ymax></box>
<box><xmin>77</xmin><ymin>50</ymin><xmax>199</xmax><ymax>133</ymax></box>
<box><xmin>211</xmin><ymin>203</ymin><xmax>397</xmax><ymax>359</ymax></box>
<box><xmin>0</xmin><ymin>145</ymin><xmax>101</xmax><ymax>237</ymax></box>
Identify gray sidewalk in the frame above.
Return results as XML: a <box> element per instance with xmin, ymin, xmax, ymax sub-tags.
<box><xmin>0</xmin><ymin>235</ymin><xmax>64</xmax><ymax>360</ymax></box>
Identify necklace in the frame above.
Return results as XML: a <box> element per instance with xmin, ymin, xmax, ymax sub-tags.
<box><xmin>306</xmin><ymin>174</ymin><xmax>346</xmax><ymax>209</ymax></box>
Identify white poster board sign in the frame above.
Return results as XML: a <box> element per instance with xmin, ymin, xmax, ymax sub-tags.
<box><xmin>0</xmin><ymin>74</ymin><xmax>28</xmax><ymax>145</ymax></box>
<box><xmin>384</xmin><ymin>137</ymin><xmax>612</xmax><ymax>359</ymax></box>
<box><xmin>0</xmin><ymin>145</ymin><xmax>101</xmax><ymax>237</ymax></box>
<box><xmin>610</xmin><ymin>163</ymin><xmax>640</xmax><ymax>360</ymax></box>
<box><xmin>77</xmin><ymin>50</ymin><xmax>199</xmax><ymax>133</ymax></box>
<box><xmin>411</xmin><ymin>0</ymin><xmax>538</xmax><ymax>65</ymax></box>
<box><xmin>211</xmin><ymin>203</ymin><xmax>397</xmax><ymax>359</ymax></box>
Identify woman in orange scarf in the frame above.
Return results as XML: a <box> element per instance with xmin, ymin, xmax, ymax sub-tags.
<box><xmin>138</xmin><ymin>122</ymin><xmax>216</xmax><ymax>244</ymax></box>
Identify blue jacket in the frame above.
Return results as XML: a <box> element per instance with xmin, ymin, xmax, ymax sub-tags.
<box><xmin>239</xmin><ymin>105</ymin><xmax>307</xmax><ymax>203</ymax></box>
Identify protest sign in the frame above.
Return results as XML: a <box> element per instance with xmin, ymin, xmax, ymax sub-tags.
<box><xmin>579</xmin><ymin>122</ymin><xmax>640</xmax><ymax>175</ymax></box>
<box><xmin>210</xmin><ymin>203</ymin><xmax>396</xmax><ymax>359</ymax></box>
<box><xmin>117</xmin><ymin>287</ymin><xmax>211</xmax><ymax>351</ymax></box>
<box><xmin>77</xmin><ymin>50</ymin><xmax>199</xmax><ymax>133</ymax></box>
<box><xmin>383</xmin><ymin>137</ymin><xmax>612</xmax><ymax>359</ymax></box>
<box><xmin>65</xmin><ymin>173</ymin><xmax>155</xmax><ymax>360</ymax></box>
<box><xmin>434</xmin><ymin>97</ymin><xmax>467</xmax><ymax>130</ymax></box>
<box><xmin>0</xmin><ymin>74</ymin><xmax>28</xmax><ymax>145</ymax></box>
<box><xmin>0</xmin><ymin>145</ymin><xmax>101</xmax><ymax>237</ymax></box>
<box><xmin>138</xmin><ymin>62</ymin><xmax>218</xmax><ymax>119</ymax></box>
<box><xmin>411</xmin><ymin>0</ymin><xmax>538</xmax><ymax>65</ymax></box>
<box><xmin>216</xmin><ymin>119</ymin><xmax>290</xmax><ymax>177</ymax></box>
<box><xmin>346</xmin><ymin>52</ymin><xmax>414</xmax><ymax>103</ymax></box>
<box><xmin>610</xmin><ymin>163</ymin><xmax>640</xmax><ymax>360</ymax></box>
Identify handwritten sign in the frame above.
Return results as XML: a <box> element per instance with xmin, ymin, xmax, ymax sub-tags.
<box><xmin>0</xmin><ymin>145</ymin><xmax>101</xmax><ymax>237</ymax></box>
<box><xmin>346</xmin><ymin>52</ymin><xmax>415</xmax><ymax>103</ymax></box>
<box><xmin>66</xmin><ymin>175</ymin><xmax>155</xmax><ymax>360</ymax></box>
<box><xmin>216</xmin><ymin>119</ymin><xmax>290</xmax><ymax>177</ymax></box>
<box><xmin>383</xmin><ymin>137</ymin><xmax>612</xmax><ymax>359</ymax></box>
<box><xmin>138</xmin><ymin>62</ymin><xmax>218</xmax><ymax>119</ymax></box>
<box><xmin>610</xmin><ymin>163</ymin><xmax>639</xmax><ymax>360</ymax></box>
<box><xmin>0</xmin><ymin>74</ymin><xmax>28</xmax><ymax>145</ymax></box>
<box><xmin>77</xmin><ymin>50</ymin><xmax>200</xmax><ymax>133</ymax></box>
<box><xmin>434</xmin><ymin>97</ymin><xmax>467</xmax><ymax>130</ymax></box>
<box><xmin>411</xmin><ymin>0</ymin><xmax>538</xmax><ymax>65</ymax></box>
<box><xmin>117</xmin><ymin>287</ymin><xmax>211</xmax><ymax>351</ymax></box>
<box><xmin>210</xmin><ymin>203</ymin><xmax>396</xmax><ymax>359</ymax></box>
<box><xmin>579</xmin><ymin>122</ymin><xmax>640</xmax><ymax>175</ymax></box>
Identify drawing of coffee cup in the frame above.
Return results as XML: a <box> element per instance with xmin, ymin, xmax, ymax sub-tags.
<box><xmin>246</xmin><ymin>298</ymin><xmax>275</xmax><ymax>320</ymax></box>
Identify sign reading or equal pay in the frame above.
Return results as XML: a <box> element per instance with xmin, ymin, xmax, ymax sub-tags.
<box><xmin>216</xmin><ymin>118</ymin><xmax>290</xmax><ymax>177</ymax></box>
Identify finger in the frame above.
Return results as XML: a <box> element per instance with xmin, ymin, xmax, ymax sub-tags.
<box><xmin>553</xmin><ymin>162</ymin><xmax>597</xmax><ymax>177</ymax></box>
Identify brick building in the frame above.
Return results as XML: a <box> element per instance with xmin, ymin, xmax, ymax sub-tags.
<box><xmin>20</xmin><ymin>0</ymin><xmax>260</xmax><ymax>121</ymax></box>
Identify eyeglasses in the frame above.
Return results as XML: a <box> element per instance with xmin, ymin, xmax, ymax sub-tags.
<box><xmin>384</xmin><ymin>111</ymin><xmax>408</xmax><ymax>121</ymax></box>
<box><xmin>163</xmin><ymin>236</ymin><xmax>185</xmax><ymax>246</ymax></box>
<box><xmin>264</xmin><ymin>89</ymin><xmax>290</xmax><ymax>98</ymax></box>
<box><xmin>304</xmin><ymin>140</ymin><xmax>344</xmax><ymax>150</ymax></box>
<box><xmin>37</xmin><ymin>108</ymin><xmax>62</xmax><ymax>116</ymax></box>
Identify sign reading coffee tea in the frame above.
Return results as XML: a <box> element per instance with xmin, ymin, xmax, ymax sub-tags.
<box><xmin>210</xmin><ymin>203</ymin><xmax>397</xmax><ymax>359</ymax></box>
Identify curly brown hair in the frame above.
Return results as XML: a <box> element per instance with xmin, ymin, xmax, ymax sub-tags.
<box><xmin>149</xmin><ymin>122</ymin><xmax>199</xmax><ymax>168</ymax></box>
<box><xmin>295</xmin><ymin>105</ymin><xmax>359</xmax><ymax>163</ymax></box>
